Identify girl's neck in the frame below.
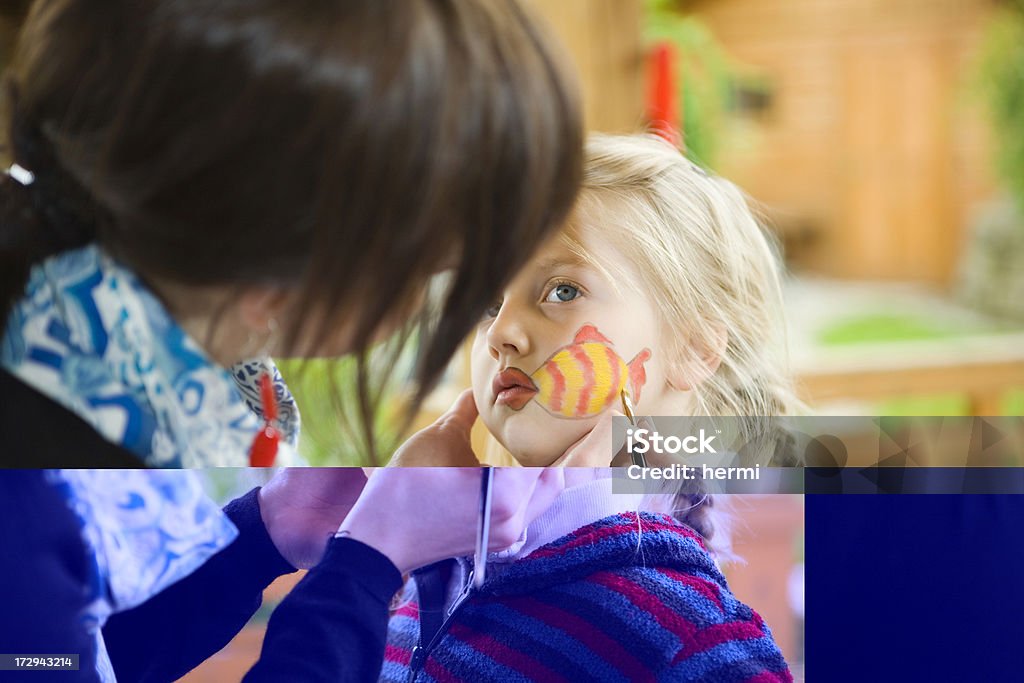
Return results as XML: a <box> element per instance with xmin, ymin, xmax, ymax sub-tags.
<box><xmin>490</xmin><ymin>474</ymin><xmax>644</xmax><ymax>563</ymax></box>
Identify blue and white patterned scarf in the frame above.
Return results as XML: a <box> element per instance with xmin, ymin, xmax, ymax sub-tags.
<box><xmin>1</xmin><ymin>244</ymin><xmax>301</xmax><ymax>467</ymax></box>
<box><xmin>1</xmin><ymin>244</ymin><xmax>305</xmax><ymax>680</ymax></box>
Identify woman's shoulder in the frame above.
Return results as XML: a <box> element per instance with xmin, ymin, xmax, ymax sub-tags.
<box><xmin>0</xmin><ymin>368</ymin><xmax>145</xmax><ymax>467</ymax></box>
<box><xmin>0</xmin><ymin>470</ymin><xmax>102</xmax><ymax>675</ymax></box>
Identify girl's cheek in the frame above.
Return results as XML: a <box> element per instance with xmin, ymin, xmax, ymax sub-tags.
<box><xmin>470</xmin><ymin>331</ymin><xmax>493</xmax><ymax>364</ymax></box>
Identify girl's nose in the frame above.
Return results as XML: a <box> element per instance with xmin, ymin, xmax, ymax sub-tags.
<box><xmin>486</xmin><ymin>303</ymin><xmax>531</xmax><ymax>362</ymax></box>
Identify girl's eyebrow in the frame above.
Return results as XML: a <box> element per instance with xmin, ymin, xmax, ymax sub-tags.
<box><xmin>532</xmin><ymin>254</ymin><xmax>590</xmax><ymax>272</ymax></box>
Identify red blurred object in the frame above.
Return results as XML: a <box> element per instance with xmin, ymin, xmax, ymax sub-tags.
<box><xmin>647</xmin><ymin>42</ymin><xmax>682</xmax><ymax>147</ymax></box>
<box><xmin>249</xmin><ymin>373</ymin><xmax>279</xmax><ymax>467</ymax></box>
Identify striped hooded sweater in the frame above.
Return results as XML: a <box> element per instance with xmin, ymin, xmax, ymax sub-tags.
<box><xmin>381</xmin><ymin>512</ymin><xmax>792</xmax><ymax>683</ymax></box>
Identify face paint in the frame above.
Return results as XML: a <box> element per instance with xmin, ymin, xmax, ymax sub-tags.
<box><xmin>524</xmin><ymin>324</ymin><xmax>650</xmax><ymax>418</ymax></box>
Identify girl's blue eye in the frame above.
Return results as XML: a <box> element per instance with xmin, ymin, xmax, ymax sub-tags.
<box><xmin>484</xmin><ymin>301</ymin><xmax>502</xmax><ymax>318</ymax></box>
<box><xmin>545</xmin><ymin>283</ymin><xmax>580</xmax><ymax>303</ymax></box>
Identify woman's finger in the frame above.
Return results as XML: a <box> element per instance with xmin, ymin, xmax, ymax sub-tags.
<box><xmin>552</xmin><ymin>411</ymin><xmax>622</xmax><ymax>467</ymax></box>
<box><xmin>488</xmin><ymin>468</ymin><xmax>566</xmax><ymax>550</ymax></box>
<box><xmin>519</xmin><ymin>467</ymin><xmax>566</xmax><ymax>526</ymax></box>
<box><xmin>441</xmin><ymin>388</ymin><xmax>478</xmax><ymax>433</ymax></box>
<box><xmin>385</xmin><ymin>389</ymin><xmax>481</xmax><ymax>467</ymax></box>
<box><xmin>342</xmin><ymin>467</ymin><xmax>565</xmax><ymax>572</ymax></box>
<box><xmin>610</xmin><ymin>415</ymin><xmax>656</xmax><ymax>467</ymax></box>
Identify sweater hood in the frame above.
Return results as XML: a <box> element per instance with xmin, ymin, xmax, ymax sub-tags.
<box><xmin>479</xmin><ymin>511</ymin><xmax>726</xmax><ymax>597</ymax></box>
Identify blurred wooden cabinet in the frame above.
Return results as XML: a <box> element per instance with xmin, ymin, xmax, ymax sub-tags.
<box><xmin>528</xmin><ymin>0</ymin><xmax>646</xmax><ymax>133</ymax></box>
<box><xmin>687</xmin><ymin>0</ymin><xmax>999</xmax><ymax>285</ymax></box>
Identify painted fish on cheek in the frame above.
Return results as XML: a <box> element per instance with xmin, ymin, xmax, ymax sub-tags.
<box><xmin>523</xmin><ymin>324</ymin><xmax>651</xmax><ymax>419</ymax></box>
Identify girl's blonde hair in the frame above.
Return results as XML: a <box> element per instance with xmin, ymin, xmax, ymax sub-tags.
<box><xmin>568</xmin><ymin>133</ymin><xmax>800</xmax><ymax>423</ymax></box>
<box><xmin>481</xmin><ymin>134</ymin><xmax>799</xmax><ymax>551</ymax></box>
<box><xmin>568</xmin><ymin>134</ymin><xmax>802</xmax><ymax>552</ymax></box>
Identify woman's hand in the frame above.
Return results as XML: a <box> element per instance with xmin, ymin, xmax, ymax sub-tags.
<box><xmin>258</xmin><ymin>468</ymin><xmax>368</xmax><ymax>569</ymax></box>
<box><xmin>552</xmin><ymin>410</ymin><xmax>622</xmax><ymax>466</ymax></box>
<box><xmin>553</xmin><ymin>412</ymin><xmax>658</xmax><ymax>467</ymax></box>
<box><xmin>339</xmin><ymin>467</ymin><xmax>565</xmax><ymax>574</ymax></box>
<box><xmin>387</xmin><ymin>389</ymin><xmax>480</xmax><ymax>467</ymax></box>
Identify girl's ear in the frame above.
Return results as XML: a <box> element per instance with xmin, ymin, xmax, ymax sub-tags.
<box><xmin>668</xmin><ymin>323</ymin><xmax>728</xmax><ymax>391</ymax></box>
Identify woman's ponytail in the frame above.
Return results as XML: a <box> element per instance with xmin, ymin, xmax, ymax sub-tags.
<box><xmin>1</xmin><ymin>83</ymin><xmax>99</xmax><ymax>332</ymax></box>
<box><xmin>0</xmin><ymin>173</ymin><xmax>44</xmax><ymax>325</ymax></box>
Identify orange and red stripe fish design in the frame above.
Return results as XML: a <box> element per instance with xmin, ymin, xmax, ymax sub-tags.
<box><xmin>527</xmin><ymin>325</ymin><xmax>651</xmax><ymax>419</ymax></box>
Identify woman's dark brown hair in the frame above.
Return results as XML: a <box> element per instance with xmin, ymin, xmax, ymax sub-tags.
<box><xmin>0</xmin><ymin>0</ymin><xmax>582</xmax><ymax>460</ymax></box>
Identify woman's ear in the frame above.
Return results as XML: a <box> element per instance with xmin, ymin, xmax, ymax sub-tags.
<box><xmin>668</xmin><ymin>323</ymin><xmax>728</xmax><ymax>391</ymax></box>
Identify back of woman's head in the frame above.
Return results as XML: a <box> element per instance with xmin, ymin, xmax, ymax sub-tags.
<box><xmin>1</xmin><ymin>0</ymin><xmax>582</xmax><ymax>401</ymax></box>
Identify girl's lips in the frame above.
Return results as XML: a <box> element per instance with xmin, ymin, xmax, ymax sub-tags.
<box><xmin>495</xmin><ymin>385</ymin><xmax>537</xmax><ymax>410</ymax></box>
<box><xmin>493</xmin><ymin>368</ymin><xmax>538</xmax><ymax>410</ymax></box>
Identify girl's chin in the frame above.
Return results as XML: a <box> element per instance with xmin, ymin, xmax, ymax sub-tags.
<box><xmin>492</xmin><ymin>409</ymin><xmax>597</xmax><ymax>467</ymax></box>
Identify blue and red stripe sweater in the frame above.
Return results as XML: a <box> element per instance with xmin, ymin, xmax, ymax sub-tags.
<box><xmin>381</xmin><ymin>512</ymin><xmax>792</xmax><ymax>683</ymax></box>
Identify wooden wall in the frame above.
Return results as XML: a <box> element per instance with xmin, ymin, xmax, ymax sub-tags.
<box><xmin>685</xmin><ymin>0</ymin><xmax>999</xmax><ymax>284</ymax></box>
<box><xmin>528</xmin><ymin>0</ymin><xmax>646</xmax><ymax>133</ymax></box>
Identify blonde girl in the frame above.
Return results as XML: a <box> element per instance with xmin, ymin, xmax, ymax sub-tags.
<box><xmin>381</xmin><ymin>135</ymin><xmax>796</xmax><ymax>682</ymax></box>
